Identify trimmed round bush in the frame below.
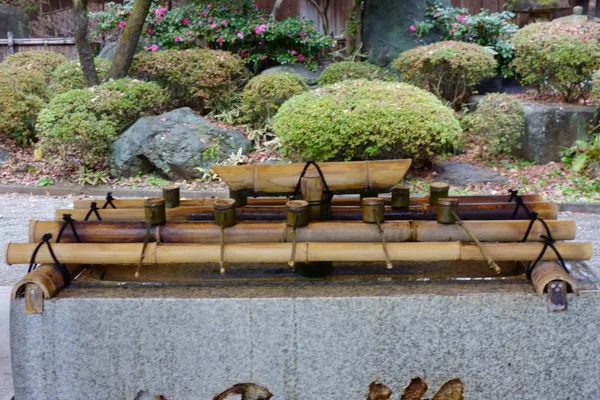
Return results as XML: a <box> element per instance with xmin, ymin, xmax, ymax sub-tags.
<box><xmin>593</xmin><ymin>70</ymin><xmax>600</xmax><ymax>114</ymax></box>
<box><xmin>272</xmin><ymin>79</ymin><xmax>462</xmax><ymax>162</ymax></box>
<box><xmin>0</xmin><ymin>51</ymin><xmax>69</xmax><ymax>75</ymax></box>
<box><xmin>466</xmin><ymin>94</ymin><xmax>525</xmax><ymax>156</ymax></box>
<box><xmin>512</xmin><ymin>21</ymin><xmax>600</xmax><ymax>102</ymax></box>
<box><xmin>0</xmin><ymin>67</ymin><xmax>47</xmax><ymax>145</ymax></box>
<box><xmin>317</xmin><ymin>61</ymin><xmax>392</xmax><ymax>85</ymax></box>
<box><xmin>131</xmin><ymin>48</ymin><xmax>250</xmax><ymax>112</ymax></box>
<box><xmin>391</xmin><ymin>41</ymin><xmax>496</xmax><ymax>107</ymax></box>
<box><xmin>242</xmin><ymin>72</ymin><xmax>305</xmax><ymax>126</ymax></box>
<box><xmin>48</xmin><ymin>58</ymin><xmax>112</xmax><ymax>95</ymax></box>
<box><xmin>36</xmin><ymin>79</ymin><xmax>170</xmax><ymax>169</ymax></box>
<box><xmin>0</xmin><ymin>51</ymin><xmax>68</xmax><ymax>145</ymax></box>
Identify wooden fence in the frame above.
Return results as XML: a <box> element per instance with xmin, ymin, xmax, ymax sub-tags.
<box><xmin>0</xmin><ymin>34</ymin><xmax>78</xmax><ymax>62</ymax></box>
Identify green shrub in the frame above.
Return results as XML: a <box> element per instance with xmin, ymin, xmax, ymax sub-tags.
<box><xmin>48</xmin><ymin>58</ymin><xmax>112</xmax><ymax>95</ymax></box>
<box><xmin>391</xmin><ymin>41</ymin><xmax>496</xmax><ymax>107</ymax></box>
<box><xmin>130</xmin><ymin>48</ymin><xmax>250</xmax><ymax>112</ymax></box>
<box><xmin>242</xmin><ymin>72</ymin><xmax>305</xmax><ymax>126</ymax></box>
<box><xmin>561</xmin><ymin>135</ymin><xmax>600</xmax><ymax>178</ymax></box>
<box><xmin>36</xmin><ymin>79</ymin><xmax>169</xmax><ymax>169</ymax></box>
<box><xmin>272</xmin><ymin>79</ymin><xmax>462</xmax><ymax>162</ymax></box>
<box><xmin>0</xmin><ymin>67</ymin><xmax>47</xmax><ymax>144</ymax></box>
<box><xmin>466</xmin><ymin>94</ymin><xmax>525</xmax><ymax>156</ymax></box>
<box><xmin>0</xmin><ymin>51</ymin><xmax>68</xmax><ymax>75</ymax></box>
<box><xmin>317</xmin><ymin>61</ymin><xmax>392</xmax><ymax>85</ymax></box>
<box><xmin>0</xmin><ymin>51</ymin><xmax>69</xmax><ymax>144</ymax></box>
<box><xmin>512</xmin><ymin>21</ymin><xmax>600</xmax><ymax>102</ymax></box>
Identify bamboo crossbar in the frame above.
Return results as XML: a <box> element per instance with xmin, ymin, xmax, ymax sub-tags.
<box><xmin>56</xmin><ymin>201</ymin><xmax>558</xmax><ymax>222</ymax></box>
<box><xmin>5</xmin><ymin>241</ymin><xmax>592</xmax><ymax>265</ymax></box>
<box><xmin>212</xmin><ymin>159</ymin><xmax>412</xmax><ymax>194</ymax></box>
<box><xmin>72</xmin><ymin>194</ymin><xmax>544</xmax><ymax>209</ymax></box>
<box><xmin>30</xmin><ymin>220</ymin><xmax>576</xmax><ymax>244</ymax></box>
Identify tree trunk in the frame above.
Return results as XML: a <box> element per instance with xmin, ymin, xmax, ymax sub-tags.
<box><xmin>588</xmin><ymin>0</ymin><xmax>597</xmax><ymax>20</ymax></box>
<box><xmin>73</xmin><ymin>0</ymin><xmax>99</xmax><ymax>87</ymax></box>
<box><xmin>307</xmin><ymin>0</ymin><xmax>331</xmax><ymax>35</ymax></box>
<box><xmin>106</xmin><ymin>0</ymin><xmax>152</xmax><ymax>80</ymax></box>
<box><xmin>271</xmin><ymin>0</ymin><xmax>285</xmax><ymax>19</ymax></box>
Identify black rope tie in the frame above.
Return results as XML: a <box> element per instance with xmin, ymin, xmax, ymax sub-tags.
<box><xmin>526</xmin><ymin>235</ymin><xmax>568</xmax><ymax>280</ymax></box>
<box><xmin>520</xmin><ymin>212</ymin><xmax>540</xmax><ymax>243</ymax></box>
<box><xmin>288</xmin><ymin>161</ymin><xmax>333</xmax><ymax>206</ymax></box>
<box><xmin>84</xmin><ymin>202</ymin><xmax>102</xmax><ymax>221</ymax></box>
<box><xmin>28</xmin><ymin>233</ymin><xmax>71</xmax><ymax>285</ymax></box>
<box><xmin>56</xmin><ymin>214</ymin><xmax>81</xmax><ymax>243</ymax></box>
<box><xmin>102</xmin><ymin>192</ymin><xmax>117</xmax><ymax>209</ymax></box>
<box><xmin>508</xmin><ymin>189</ymin><xmax>532</xmax><ymax>220</ymax></box>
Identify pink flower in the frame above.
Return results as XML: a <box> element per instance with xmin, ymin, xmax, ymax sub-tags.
<box><xmin>199</xmin><ymin>21</ymin><xmax>204</xmax><ymax>25</ymax></box>
<box><xmin>261</xmin><ymin>17</ymin><xmax>266</xmax><ymax>23</ymax></box>
<box><xmin>435</xmin><ymin>12</ymin><xmax>440</xmax><ymax>17</ymax></box>
<box><xmin>449</xmin><ymin>29</ymin><xmax>455</xmax><ymax>34</ymax></box>
<box><xmin>182</xmin><ymin>17</ymin><xmax>190</xmax><ymax>26</ymax></box>
<box><xmin>241</xmin><ymin>51</ymin><xmax>248</xmax><ymax>58</ymax></box>
<box><xmin>291</xmin><ymin>49</ymin><xmax>297</xmax><ymax>55</ymax></box>
<box><xmin>221</xmin><ymin>19</ymin><xmax>227</xmax><ymax>25</ymax></box>
<box><xmin>237</xmin><ymin>32</ymin><xmax>244</xmax><ymax>38</ymax></box>
<box><xmin>186</xmin><ymin>30</ymin><xmax>193</xmax><ymax>36</ymax></box>
<box><xmin>261</xmin><ymin>55</ymin><xmax>268</xmax><ymax>60</ymax></box>
<box><xmin>206</xmin><ymin>4</ymin><xmax>212</xmax><ymax>9</ymax></box>
<box><xmin>210</xmin><ymin>23</ymin><xmax>217</xmax><ymax>29</ymax></box>
<box><xmin>187</xmin><ymin>39</ymin><xmax>194</xmax><ymax>43</ymax></box>
<box><xmin>119</xmin><ymin>21</ymin><xmax>126</xmax><ymax>28</ymax></box>
<box><xmin>151</xmin><ymin>44</ymin><xmax>159</xmax><ymax>51</ymax></box>
<box><xmin>147</xmin><ymin>28</ymin><xmax>153</xmax><ymax>34</ymax></box>
<box><xmin>217</xmin><ymin>37</ymin><xmax>223</xmax><ymax>43</ymax></box>
<box><xmin>155</xmin><ymin>7</ymin><xmax>166</xmax><ymax>16</ymax></box>
<box><xmin>208</xmin><ymin>16</ymin><xmax>213</xmax><ymax>22</ymax></box>
<box><xmin>255</xmin><ymin>24</ymin><xmax>267</xmax><ymax>34</ymax></box>
<box><xmin>457</xmin><ymin>15</ymin><xmax>465</xmax><ymax>22</ymax></box>
<box><xmin>297</xmin><ymin>54</ymin><xmax>305</xmax><ymax>61</ymax></box>
<box><xmin>299</xmin><ymin>30</ymin><xmax>305</xmax><ymax>37</ymax></box>
<box><xmin>409</xmin><ymin>25</ymin><xmax>416</xmax><ymax>32</ymax></box>
<box><xmin>175</xmin><ymin>36</ymin><xmax>182</xmax><ymax>42</ymax></box>
<box><xmin>453</xmin><ymin>23</ymin><xmax>458</xmax><ymax>28</ymax></box>
<box><xmin>201</xmin><ymin>11</ymin><xmax>207</xmax><ymax>17</ymax></box>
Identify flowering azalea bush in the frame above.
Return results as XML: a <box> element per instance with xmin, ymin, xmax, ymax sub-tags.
<box><xmin>410</xmin><ymin>2</ymin><xmax>517</xmax><ymax>77</ymax></box>
<box><xmin>90</xmin><ymin>0</ymin><xmax>335</xmax><ymax>71</ymax></box>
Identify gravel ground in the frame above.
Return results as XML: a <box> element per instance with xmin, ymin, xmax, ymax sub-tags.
<box><xmin>0</xmin><ymin>193</ymin><xmax>599</xmax><ymax>285</ymax></box>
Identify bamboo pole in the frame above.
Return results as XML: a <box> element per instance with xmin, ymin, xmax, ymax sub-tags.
<box><xmin>55</xmin><ymin>201</ymin><xmax>559</xmax><ymax>222</ymax></box>
<box><xmin>30</xmin><ymin>220</ymin><xmax>576</xmax><ymax>244</ymax></box>
<box><xmin>72</xmin><ymin>194</ymin><xmax>544</xmax><ymax>209</ymax></box>
<box><xmin>301</xmin><ymin>170</ymin><xmax>324</xmax><ymax>221</ymax></box>
<box><xmin>5</xmin><ymin>241</ymin><xmax>592</xmax><ymax>265</ymax></box>
<box><xmin>11</xmin><ymin>264</ymin><xmax>85</xmax><ymax>300</ymax></box>
<box><xmin>212</xmin><ymin>159</ymin><xmax>412</xmax><ymax>195</ymax></box>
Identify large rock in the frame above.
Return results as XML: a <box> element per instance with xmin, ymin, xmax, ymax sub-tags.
<box><xmin>260</xmin><ymin>64</ymin><xmax>322</xmax><ymax>86</ymax></box>
<box><xmin>362</xmin><ymin>0</ymin><xmax>450</xmax><ymax>66</ymax></box>
<box><xmin>519</xmin><ymin>101</ymin><xmax>596</xmax><ymax>163</ymax></box>
<box><xmin>97</xmin><ymin>42</ymin><xmax>118</xmax><ymax>61</ymax></box>
<box><xmin>109</xmin><ymin>108</ymin><xmax>252</xmax><ymax>180</ymax></box>
<box><xmin>435</xmin><ymin>162</ymin><xmax>508</xmax><ymax>186</ymax></box>
<box><xmin>469</xmin><ymin>96</ymin><xmax>597</xmax><ymax>163</ymax></box>
<box><xmin>0</xmin><ymin>5</ymin><xmax>29</xmax><ymax>40</ymax></box>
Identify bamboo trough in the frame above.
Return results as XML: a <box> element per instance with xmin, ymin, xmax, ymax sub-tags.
<box><xmin>56</xmin><ymin>201</ymin><xmax>559</xmax><ymax>222</ymax></box>
<box><xmin>72</xmin><ymin>194</ymin><xmax>544</xmax><ymax>209</ymax></box>
<box><xmin>211</xmin><ymin>159</ymin><xmax>412</xmax><ymax>195</ymax></box>
<box><xmin>29</xmin><ymin>220</ymin><xmax>576</xmax><ymax>244</ymax></box>
<box><xmin>5</xmin><ymin>241</ymin><xmax>593</xmax><ymax>266</ymax></box>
